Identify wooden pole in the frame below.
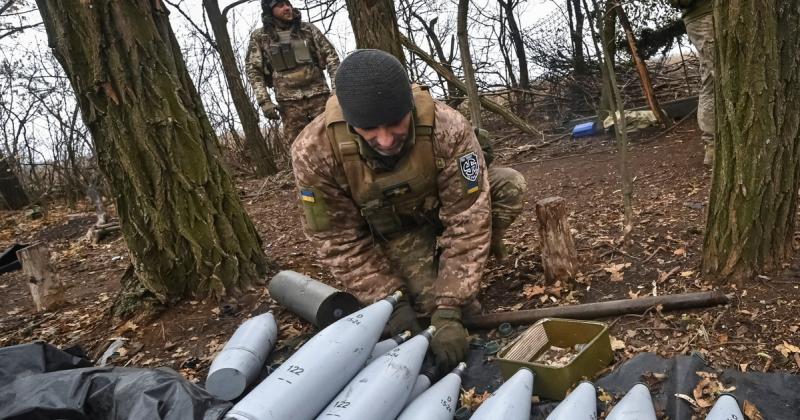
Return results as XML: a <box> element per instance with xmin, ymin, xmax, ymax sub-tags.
<box><xmin>536</xmin><ymin>197</ymin><xmax>579</xmax><ymax>284</ymax></box>
<box><xmin>463</xmin><ymin>291</ymin><xmax>729</xmax><ymax>329</ymax></box>
<box><xmin>16</xmin><ymin>242</ymin><xmax>65</xmax><ymax>311</ymax></box>
<box><xmin>613</xmin><ymin>1</ymin><xmax>672</xmax><ymax>127</ymax></box>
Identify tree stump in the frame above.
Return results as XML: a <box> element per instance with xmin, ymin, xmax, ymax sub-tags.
<box><xmin>535</xmin><ymin>197</ymin><xmax>579</xmax><ymax>284</ymax></box>
<box><xmin>16</xmin><ymin>242</ymin><xmax>65</xmax><ymax>311</ymax></box>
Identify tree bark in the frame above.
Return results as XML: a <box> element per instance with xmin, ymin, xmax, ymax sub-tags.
<box><xmin>457</xmin><ymin>0</ymin><xmax>481</xmax><ymax>130</ymax></box>
<box><xmin>36</xmin><ymin>0</ymin><xmax>269</xmax><ymax>303</ymax></box>
<box><xmin>0</xmin><ymin>152</ymin><xmax>29</xmax><ymax>209</ymax></box>
<box><xmin>203</xmin><ymin>0</ymin><xmax>277</xmax><ymax>176</ymax></box>
<box><xmin>535</xmin><ymin>197</ymin><xmax>579</xmax><ymax>284</ymax></box>
<box><xmin>345</xmin><ymin>0</ymin><xmax>405</xmax><ymax>65</ymax></box>
<box><xmin>401</xmin><ymin>35</ymin><xmax>542</xmax><ymax>136</ymax></box>
<box><xmin>702</xmin><ymin>0</ymin><xmax>800</xmax><ymax>285</ymax></box>
<box><xmin>17</xmin><ymin>242</ymin><xmax>65</xmax><ymax>312</ymax></box>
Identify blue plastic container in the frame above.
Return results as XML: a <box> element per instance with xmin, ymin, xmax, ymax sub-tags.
<box><xmin>572</xmin><ymin>122</ymin><xmax>598</xmax><ymax>138</ymax></box>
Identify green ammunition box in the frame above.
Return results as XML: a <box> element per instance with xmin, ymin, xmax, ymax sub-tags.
<box><xmin>497</xmin><ymin>318</ymin><xmax>613</xmax><ymax>400</ymax></box>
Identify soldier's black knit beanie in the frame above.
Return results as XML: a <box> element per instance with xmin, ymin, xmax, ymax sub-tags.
<box><xmin>335</xmin><ymin>49</ymin><xmax>413</xmax><ymax>128</ymax></box>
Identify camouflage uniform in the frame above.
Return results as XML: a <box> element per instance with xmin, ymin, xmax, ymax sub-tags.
<box><xmin>292</xmin><ymin>99</ymin><xmax>527</xmax><ymax>314</ymax></box>
<box><xmin>245</xmin><ymin>9</ymin><xmax>340</xmax><ymax>143</ymax></box>
<box><xmin>672</xmin><ymin>0</ymin><xmax>715</xmax><ymax>163</ymax></box>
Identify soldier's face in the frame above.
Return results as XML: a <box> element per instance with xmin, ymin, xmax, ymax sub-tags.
<box><xmin>271</xmin><ymin>1</ymin><xmax>294</xmax><ymax>23</ymax></box>
<box><xmin>353</xmin><ymin>112</ymin><xmax>412</xmax><ymax>157</ymax></box>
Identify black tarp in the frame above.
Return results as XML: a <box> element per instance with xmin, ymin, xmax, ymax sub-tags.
<box><xmin>461</xmin><ymin>349</ymin><xmax>800</xmax><ymax>419</ymax></box>
<box><xmin>3</xmin><ymin>342</ymin><xmax>799</xmax><ymax>419</ymax></box>
<box><xmin>0</xmin><ymin>342</ymin><xmax>230</xmax><ymax>420</ymax></box>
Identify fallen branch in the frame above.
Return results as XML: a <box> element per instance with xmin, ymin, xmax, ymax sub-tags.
<box><xmin>463</xmin><ymin>290</ymin><xmax>729</xmax><ymax>329</ymax></box>
<box><xmin>400</xmin><ymin>34</ymin><xmax>542</xmax><ymax>137</ymax></box>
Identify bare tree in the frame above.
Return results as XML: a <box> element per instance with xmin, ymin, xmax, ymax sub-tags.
<box><xmin>497</xmin><ymin>0</ymin><xmax>529</xmax><ymax>89</ymax></box>
<box><xmin>0</xmin><ymin>0</ymin><xmax>42</xmax><ymax>40</ymax></box>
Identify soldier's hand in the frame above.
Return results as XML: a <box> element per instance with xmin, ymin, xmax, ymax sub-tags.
<box><xmin>261</xmin><ymin>102</ymin><xmax>281</xmax><ymax>120</ymax></box>
<box><xmin>386</xmin><ymin>298</ymin><xmax>422</xmax><ymax>336</ymax></box>
<box><xmin>430</xmin><ymin>306</ymin><xmax>468</xmax><ymax>371</ymax></box>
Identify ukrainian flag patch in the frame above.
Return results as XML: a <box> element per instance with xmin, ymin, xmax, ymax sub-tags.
<box><xmin>300</xmin><ymin>188</ymin><xmax>316</xmax><ymax>204</ymax></box>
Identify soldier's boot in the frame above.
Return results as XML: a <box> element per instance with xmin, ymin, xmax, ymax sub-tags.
<box><xmin>702</xmin><ymin>132</ymin><xmax>715</xmax><ymax>167</ymax></box>
<box><xmin>490</xmin><ymin>226</ymin><xmax>509</xmax><ymax>262</ymax></box>
<box><xmin>703</xmin><ymin>146</ymin><xmax>715</xmax><ymax>167</ymax></box>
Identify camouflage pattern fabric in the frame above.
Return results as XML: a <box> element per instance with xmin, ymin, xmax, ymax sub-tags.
<box><xmin>293</xmin><ymin>101</ymin><xmax>527</xmax><ymax>310</ymax></box>
<box><xmin>280</xmin><ymin>93</ymin><xmax>329</xmax><ymax>144</ymax></box>
<box><xmin>685</xmin><ymin>12</ymin><xmax>715</xmax><ymax>148</ymax></box>
<box><xmin>488</xmin><ymin>166</ymin><xmax>527</xmax><ymax>230</ymax></box>
<box><xmin>380</xmin><ymin>166</ymin><xmax>527</xmax><ymax>315</ymax></box>
<box><xmin>245</xmin><ymin>18</ymin><xmax>339</xmax><ymax>106</ymax></box>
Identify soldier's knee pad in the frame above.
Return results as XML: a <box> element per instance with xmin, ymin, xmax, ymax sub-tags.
<box><xmin>490</xmin><ymin>167</ymin><xmax>527</xmax><ymax>196</ymax></box>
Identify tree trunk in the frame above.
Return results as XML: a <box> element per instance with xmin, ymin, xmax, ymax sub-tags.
<box><xmin>567</xmin><ymin>0</ymin><xmax>587</xmax><ymax>75</ymax></box>
<box><xmin>498</xmin><ymin>0</ymin><xmax>529</xmax><ymax>90</ymax></box>
<box><xmin>203</xmin><ymin>0</ymin><xmax>277</xmax><ymax>176</ymax></box>
<box><xmin>535</xmin><ymin>197</ymin><xmax>579</xmax><ymax>284</ymax></box>
<box><xmin>345</xmin><ymin>0</ymin><xmax>405</xmax><ymax>65</ymax></box>
<box><xmin>497</xmin><ymin>7</ymin><xmax>519</xmax><ymax>89</ymax></box>
<box><xmin>0</xmin><ymin>152</ymin><xmax>29</xmax><ymax>209</ymax></box>
<box><xmin>600</xmin><ymin>12</ymin><xmax>634</xmax><ymax>243</ymax></box>
<box><xmin>597</xmin><ymin>0</ymin><xmax>617</xmax><ymax>120</ymax></box>
<box><xmin>702</xmin><ymin>0</ymin><xmax>800</xmax><ymax>285</ymax></box>
<box><xmin>17</xmin><ymin>242</ymin><xmax>65</xmax><ymax>312</ymax></box>
<box><xmin>457</xmin><ymin>0</ymin><xmax>481</xmax><ymax>130</ymax></box>
<box><xmin>36</xmin><ymin>0</ymin><xmax>269</xmax><ymax>303</ymax></box>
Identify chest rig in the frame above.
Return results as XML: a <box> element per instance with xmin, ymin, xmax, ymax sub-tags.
<box><xmin>268</xmin><ymin>30</ymin><xmax>313</xmax><ymax>72</ymax></box>
<box><xmin>325</xmin><ymin>85</ymin><xmax>442</xmax><ymax>239</ymax></box>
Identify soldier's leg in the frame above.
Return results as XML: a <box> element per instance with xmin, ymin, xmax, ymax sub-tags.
<box><xmin>381</xmin><ymin>225</ymin><xmax>440</xmax><ymax>316</ymax></box>
<box><xmin>685</xmin><ymin>14</ymin><xmax>715</xmax><ymax>166</ymax></box>
<box><xmin>381</xmin><ymin>225</ymin><xmax>483</xmax><ymax>319</ymax></box>
<box><xmin>304</xmin><ymin>93</ymin><xmax>329</xmax><ymax>121</ymax></box>
<box><xmin>488</xmin><ymin>166</ymin><xmax>528</xmax><ymax>260</ymax></box>
<box><xmin>280</xmin><ymin>94</ymin><xmax>330</xmax><ymax>145</ymax></box>
<box><xmin>278</xmin><ymin>99</ymin><xmax>306</xmax><ymax>145</ymax></box>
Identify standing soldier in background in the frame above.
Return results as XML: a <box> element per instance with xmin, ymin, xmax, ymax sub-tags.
<box><xmin>670</xmin><ymin>0</ymin><xmax>714</xmax><ymax>166</ymax></box>
<box><xmin>246</xmin><ymin>0</ymin><xmax>340</xmax><ymax>143</ymax></box>
<box><xmin>291</xmin><ymin>50</ymin><xmax>528</xmax><ymax>371</ymax></box>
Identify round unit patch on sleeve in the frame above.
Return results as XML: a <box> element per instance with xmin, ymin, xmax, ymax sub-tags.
<box><xmin>459</xmin><ymin>151</ymin><xmax>481</xmax><ymax>194</ymax></box>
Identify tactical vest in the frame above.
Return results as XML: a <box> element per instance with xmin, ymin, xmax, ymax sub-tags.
<box><xmin>325</xmin><ymin>85</ymin><xmax>442</xmax><ymax>239</ymax></box>
<box><xmin>268</xmin><ymin>30</ymin><xmax>313</xmax><ymax>72</ymax></box>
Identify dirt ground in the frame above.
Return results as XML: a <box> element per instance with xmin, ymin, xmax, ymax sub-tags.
<box><xmin>1</xmin><ymin>116</ymin><xmax>799</xmax><ymax>413</ymax></box>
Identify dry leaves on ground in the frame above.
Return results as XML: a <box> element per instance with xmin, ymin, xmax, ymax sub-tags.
<box><xmin>604</xmin><ymin>263</ymin><xmax>631</xmax><ymax>282</ymax></box>
<box><xmin>460</xmin><ymin>387</ymin><xmax>492</xmax><ymax>411</ymax></box>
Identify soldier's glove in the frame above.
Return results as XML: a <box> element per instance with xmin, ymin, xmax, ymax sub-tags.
<box><xmin>260</xmin><ymin>102</ymin><xmax>281</xmax><ymax>120</ymax></box>
<box><xmin>430</xmin><ymin>306</ymin><xmax>468</xmax><ymax>371</ymax></box>
<box><xmin>386</xmin><ymin>298</ymin><xmax>422</xmax><ymax>336</ymax></box>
